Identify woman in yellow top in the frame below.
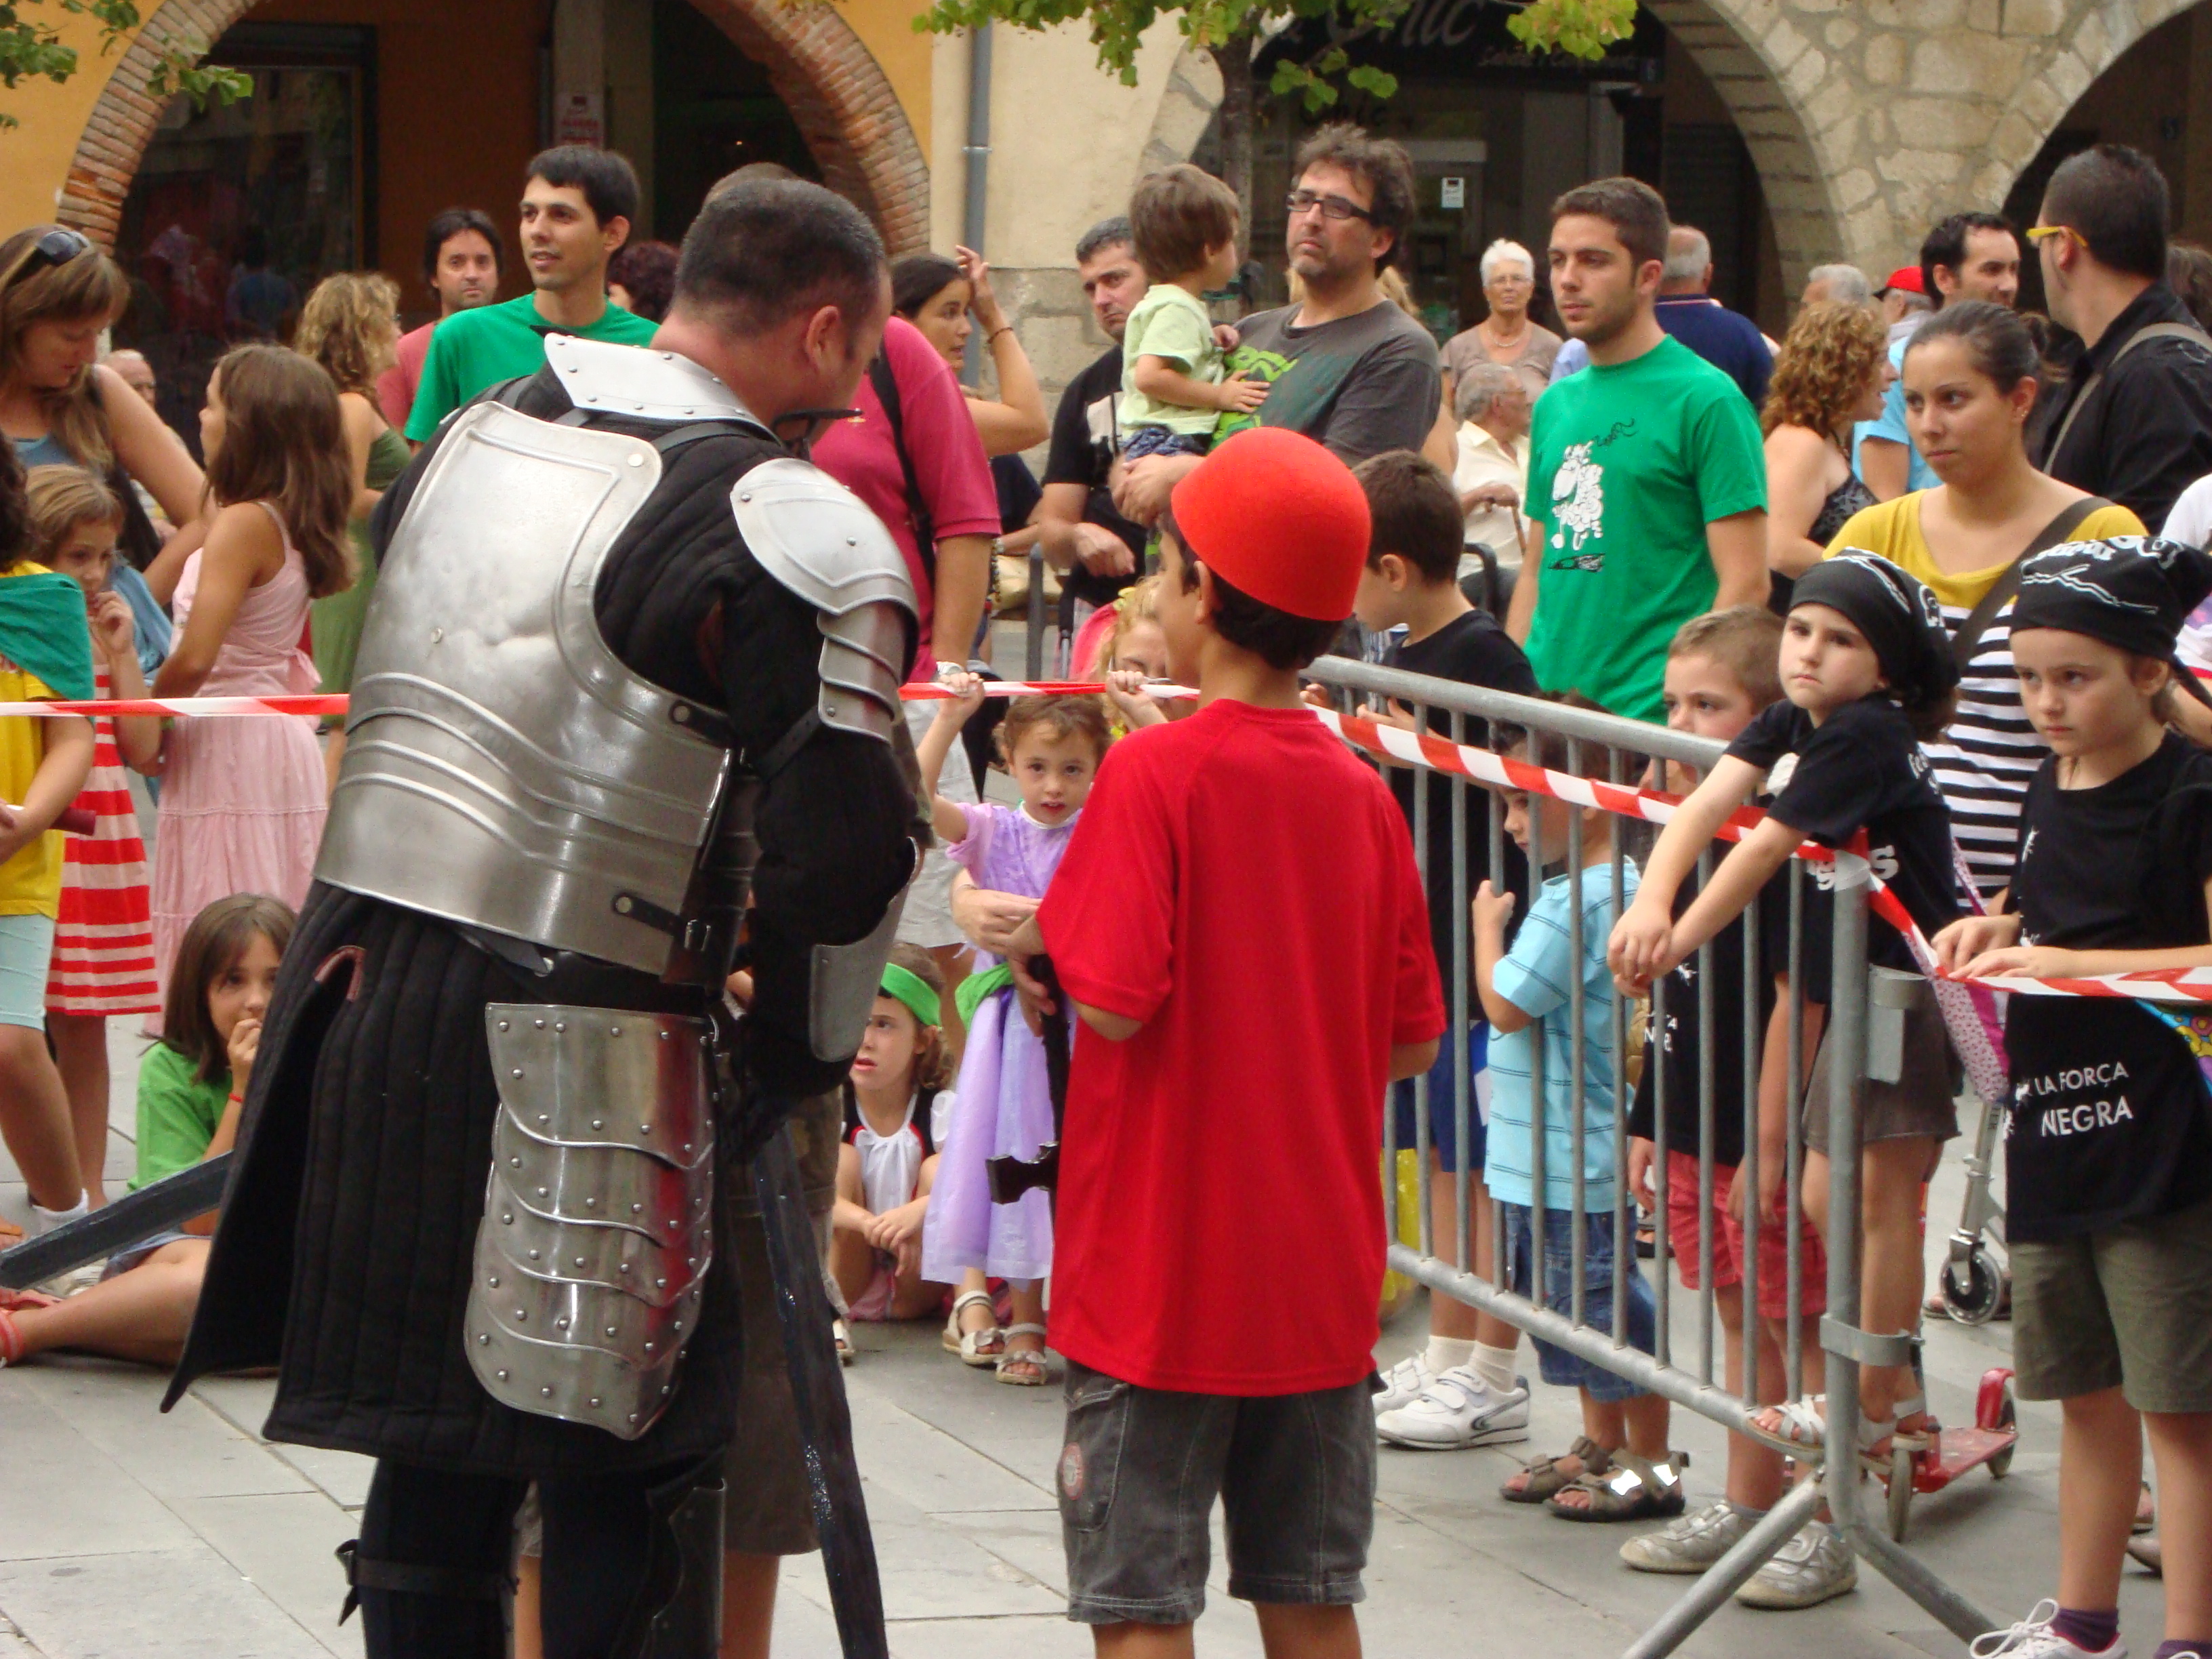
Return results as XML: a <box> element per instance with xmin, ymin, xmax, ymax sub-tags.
<box><xmin>0</xmin><ymin>443</ymin><xmax>96</xmax><ymax>1236</ymax></box>
<box><xmin>1821</xmin><ymin>300</ymin><xmax>2148</xmax><ymax>903</ymax></box>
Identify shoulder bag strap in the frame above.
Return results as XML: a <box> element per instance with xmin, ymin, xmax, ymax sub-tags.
<box><xmin>2044</xmin><ymin>320</ymin><xmax>2208</xmax><ymax>466</ymax></box>
<box><xmin>1948</xmin><ymin>494</ymin><xmax>2110</xmax><ymax>672</ymax></box>
<box><xmin>869</xmin><ymin>352</ymin><xmax>936</xmax><ymax>592</ymax></box>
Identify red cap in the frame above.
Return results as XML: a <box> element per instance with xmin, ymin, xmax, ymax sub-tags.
<box><xmin>1168</xmin><ymin>428</ymin><xmax>1372</xmax><ymax>622</ymax></box>
<box><xmin>1881</xmin><ymin>265</ymin><xmax>1925</xmax><ymax>295</ymax></box>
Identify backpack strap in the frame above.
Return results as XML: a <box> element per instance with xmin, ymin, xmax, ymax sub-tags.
<box><xmin>2045</xmin><ymin>320</ymin><xmax>2209</xmax><ymax>466</ymax></box>
<box><xmin>869</xmin><ymin>352</ymin><xmax>937</xmax><ymax>592</ymax></box>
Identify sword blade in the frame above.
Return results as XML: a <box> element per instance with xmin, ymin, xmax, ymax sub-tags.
<box><xmin>750</xmin><ymin>1123</ymin><xmax>888</xmax><ymax>1659</ymax></box>
<box><xmin>0</xmin><ymin>1155</ymin><xmax>232</xmax><ymax>1289</ymax></box>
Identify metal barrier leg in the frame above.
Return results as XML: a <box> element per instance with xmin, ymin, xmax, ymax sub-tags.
<box><xmin>1820</xmin><ymin>862</ymin><xmax>1997</xmax><ymax>1645</ymax></box>
<box><xmin>1025</xmin><ymin>549</ymin><xmax>1046</xmax><ymax>681</ymax></box>
<box><xmin>1619</xmin><ymin>1479</ymin><xmax>1826</xmax><ymax>1659</ymax></box>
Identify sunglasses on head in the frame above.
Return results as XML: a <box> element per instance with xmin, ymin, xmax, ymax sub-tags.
<box><xmin>8</xmin><ymin>228</ymin><xmax>93</xmax><ymax>289</ymax></box>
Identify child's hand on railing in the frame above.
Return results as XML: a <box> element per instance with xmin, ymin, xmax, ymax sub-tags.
<box><xmin>1931</xmin><ymin>912</ymin><xmax>2020</xmax><ymax>977</ymax></box>
<box><xmin>1471</xmin><ymin>880</ymin><xmax>1516</xmax><ymax>936</ymax></box>
<box><xmin>1608</xmin><ymin>895</ymin><xmax>1675</xmax><ymax>990</ymax></box>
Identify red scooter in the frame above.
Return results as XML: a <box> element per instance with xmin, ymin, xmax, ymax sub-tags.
<box><xmin>1870</xmin><ymin>1360</ymin><xmax>2019</xmax><ymax>1541</ymax></box>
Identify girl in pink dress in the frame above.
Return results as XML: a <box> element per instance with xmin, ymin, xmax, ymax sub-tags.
<box><xmin>146</xmin><ymin>346</ymin><xmax>352</xmax><ymax>1018</ymax></box>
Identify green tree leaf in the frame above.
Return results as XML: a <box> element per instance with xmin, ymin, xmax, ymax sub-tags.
<box><xmin>0</xmin><ymin>0</ymin><xmax>250</xmax><ymax>131</ymax></box>
<box><xmin>1504</xmin><ymin>0</ymin><xmax>1637</xmax><ymax>62</ymax></box>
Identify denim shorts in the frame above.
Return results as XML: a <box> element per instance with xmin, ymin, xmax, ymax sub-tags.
<box><xmin>1499</xmin><ymin>1203</ymin><xmax>1655</xmax><ymax>1404</ymax></box>
<box><xmin>0</xmin><ymin>912</ymin><xmax>55</xmax><ymax>1030</ymax></box>
<box><xmin>1391</xmin><ymin>1021</ymin><xmax>1490</xmax><ymax>1173</ymax></box>
<box><xmin>1058</xmin><ymin>1359</ymin><xmax>1374</xmax><ymax>1626</ymax></box>
<box><xmin>1120</xmin><ymin>425</ymin><xmax>1211</xmax><ymax>462</ymax></box>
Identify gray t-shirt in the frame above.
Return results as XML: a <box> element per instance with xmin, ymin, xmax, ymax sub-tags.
<box><xmin>1220</xmin><ymin>298</ymin><xmax>1442</xmax><ymax>463</ymax></box>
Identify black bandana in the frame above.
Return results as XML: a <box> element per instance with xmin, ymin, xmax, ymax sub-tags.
<box><xmin>1793</xmin><ymin>551</ymin><xmax>1960</xmax><ymax>710</ymax></box>
<box><xmin>2011</xmin><ymin>535</ymin><xmax>2212</xmax><ymax>661</ymax></box>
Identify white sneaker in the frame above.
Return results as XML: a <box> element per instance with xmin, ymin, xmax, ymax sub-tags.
<box><xmin>1620</xmin><ymin>1498</ymin><xmax>1754</xmax><ymax>1574</ymax></box>
<box><xmin>1736</xmin><ymin>1522</ymin><xmax>1857</xmax><ymax>1610</ymax></box>
<box><xmin>1970</xmin><ymin>1601</ymin><xmax>2127</xmax><ymax>1659</ymax></box>
<box><xmin>1373</xmin><ymin>1353</ymin><xmax>1434</xmax><ymax>1416</ymax></box>
<box><xmin>1375</xmin><ymin>1366</ymin><xmax>1531</xmax><ymax>1450</ymax></box>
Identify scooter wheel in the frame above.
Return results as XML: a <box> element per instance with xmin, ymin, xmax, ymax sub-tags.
<box><xmin>1887</xmin><ymin>1445</ymin><xmax>1914</xmax><ymax>1542</ymax></box>
<box><xmin>1988</xmin><ymin>1381</ymin><xmax>2017</xmax><ymax>1480</ymax></box>
<box><xmin>1943</xmin><ymin>1246</ymin><xmax>2005</xmax><ymax>1326</ymax></box>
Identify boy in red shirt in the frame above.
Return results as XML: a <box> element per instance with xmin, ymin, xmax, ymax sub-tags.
<box><xmin>1006</xmin><ymin>426</ymin><xmax>1443</xmax><ymax>1654</ymax></box>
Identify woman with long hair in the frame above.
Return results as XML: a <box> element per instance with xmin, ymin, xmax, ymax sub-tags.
<box><xmin>0</xmin><ymin>225</ymin><xmax>203</xmax><ymax>661</ymax></box>
<box><xmin>146</xmin><ymin>344</ymin><xmax>350</xmax><ymax>1012</ymax></box>
<box><xmin>1818</xmin><ymin>301</ymin><xmax>2148</xmax><ymax>901</ymax></box>
<box><xmin>1761</xmin><ymin>300</ymin><xmax>1888</xmax><ymax>609</ymax></box>
<box><xmin>293</xmin><ymin>272</ymin><xmax>409</xmax><ymax>777</ymax></box>
<box><xmin>892</xmin><ymin>249</ymin><xmax>1050</xmax><ymax>457</ymax></box>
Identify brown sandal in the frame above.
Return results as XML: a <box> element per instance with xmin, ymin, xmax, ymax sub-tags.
<box><xmin>1502</xmin><ymin>1435</ymin><xmax>1611</xmax><ymax>1504</ymax></box>
<box><xmin>1547</xmin><ymin>1450</ymin><xmax>1690</xmax><ymax>1522</ymax></box>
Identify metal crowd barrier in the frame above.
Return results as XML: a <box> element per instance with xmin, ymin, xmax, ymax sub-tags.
<box><xmin>1302</xmin><ymin>656</ymin><xmax>1999</xmax><ymax>1659</ymax></box>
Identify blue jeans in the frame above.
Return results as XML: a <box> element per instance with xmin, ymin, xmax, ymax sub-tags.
<box><xmin>1499</xmin><ymin>1203</ymin><xmax>1655</xmax><ymax>1404</ymax></box>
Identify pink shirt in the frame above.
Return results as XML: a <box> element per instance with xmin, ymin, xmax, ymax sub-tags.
<box><xmin>811</xmin><ymin>317</ymin><xmax>999</xmax><ymax>679</ymax></box>
<box><xmin>375</xmin><ymin>322</ymin><xmax>437</xmax><ymax>432</ymax></box>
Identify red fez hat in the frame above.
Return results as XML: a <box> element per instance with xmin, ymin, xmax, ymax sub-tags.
<box><xmin>1167</xmin><ymin>427</ymin><xmax>1372</xmax><ymax>622</ymax></box>
<box><xmin>1881</xmin><ymin>266</ymin><xmax>1925</xmax><ymax>295</ymax></box>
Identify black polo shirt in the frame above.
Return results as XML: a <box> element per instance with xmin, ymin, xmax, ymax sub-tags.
<box><xmin>2039</xmin><ymin>283</ymin><xmax>2212</xmax><ymax>531</ymax></box>
<box><xmin>1042</xmin><ymin>346</ymin><xmax>1148</xmax><ymax>621</ymax></box>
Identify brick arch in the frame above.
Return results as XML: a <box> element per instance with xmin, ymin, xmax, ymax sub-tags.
<box><xmin>58</xmin><ymin>0</ymin><xmax>929</xmax><ymax>254</ymax></box>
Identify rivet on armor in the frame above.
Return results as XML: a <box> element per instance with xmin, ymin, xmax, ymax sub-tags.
<box><xmin>611</xmin><ymin>1025</ymin><xmax>622</xmax><ymax>1037</ymax></box>
<box><xmin>641</xmin><ymin>1124</ymin><xmax>652</xmax><ymax>1136</ymax></box>
<box><xmin>682</xmin><ymin>1142</ymin><xmax>693</xmax><ymax>1155</ymax></box>
<box><xmin>528</xmin><ymin>1249</ymin><xmax>540</xmax><ymax>1260</ymax></box>
<box><xmin>659</xmin><ymin>1029</ymin><xmax>671</xmax><ymax>1042</ymax></box>
<box><xmin>511</xmin><ymin>1068</ymin><xmax>523</xmax><ymax>1079</ymax></box>
<box><xmin>644</xmin><ymin>1342</ymin><xmax>656</xmax><ymax>1353</ymax></box>
<box><xmin>688</xmin><ymin>1256</ymin><xmax>697</xmax><ymax>1269</ymax></box>
<box><xmin>846</xmin><ymin>537</ymin><xmax>857</xmax><ymax>547</ymax></box>
<box><xmin>541</xmin><ymin>1385</ymin><xmax>554</xmax><ymax>1397</ymax></box>
<box><xmin>627</xmin><ymin>451</ymin><xmax>644</xmax><ymax>464</ymax></box>
<box><xmin>619</xmin><ymin>1263</ymin><xmax>633</xmax><ymax>1274</ymax></box>
<box><xmin>631</xmin><ymin>1203</ymin><xmax>642</xmax><ymax>1214</ymax></box>
<box><xmin>537</xmin><ymin>1187</ymin><xmax>548</xmax><ymax>1197</ymax></box>
<box><xmin>430</xmin><ymin>627</ymin><xmax>443</xmax><ymax>643</ymax></box>
<box><xmin>503</xmin><ymin>1212</ymin><xmax>513</xmax><ymax>1225</ymax></box>
<box><xmin>674</xmin><ymin>1320</ymin><xmax>683</xmax><ymax>1332</ymax></box>
<box><xmin>574</xmin><ymin>1256</ymin><xmax>586</xmax><ymax>1267</ymax></box>
<box><xmin>489</xmin><ymin>1275</ymin><xmax>500</xmax><ymax>1287</ymax></box>
<box><xmin>555</xmin><ymin>1318</ymin><xmax>568</xmax><ymax>1330</ymax></box>
<box><xmin>661</xmin><ymin>1385</ymin><xmax>670</xmax><ymax>1395</ymax></box>
<box><xmin>667</xmin><ymin>1219</ymin><xmax>679</xmax><ymax>1230</ymax></box>
<box><xmin>555</xmin><ymin>1022</ymin><xmax>566</xmax><ymax>1032</ymax></box>
<box><xmin>510</xmin><ymin>1157</ymin><xmax>522</xmax><ymax>1168</ymax></box>
<box><xmin>533</xmin><ymin>1019</ymin><xmax>545</xmax><ymax>1029</ymax></box>
<box><xmin>498</xmin><ymin>1370</ymin><xmax>510</xmax><ymax>1381</ymax></box>
<box><xmin>614</xmin><ymin>897</ymin><xmax>632</xmax><ymax>914</ymax></box>
<box><xmin>629</xmin><ymin>1414</ymin><xmax>640</xmax><ymax>1424</ymax></box>
<box><xmin>590</xmin><ymin>1397</ymin><xmax>602</xmax><ymax>1408</ymax></box>
<box><xmin>515</xmin><ymin>1309</ymin><xmax>527</xmax><ymax>1320</ymax></box>
<box><xmin>585</xmin><ymin>1197</ymin><xmax>598</xmax><ymax>1208</ymax></box>
<box><xmin>739</xmin><ymin>493</ymin><xmax>751</xmax><ymax>503</ymax></box>
<box><xmin>592</xmin><ymin>1118</ymin><xmax>605</xmax><ymax>1130</ymax></box>
<box><xmin>672</xmin><ymin>704</ymin><xmax>690</xmax><ymax>725</ymax></box>
<box><xmin>537</xmin><ymin>1113</ymin><xmax>549</xmax><ymax>1124</ymax></box>
<box><xmin>477</xmin><ymin>1332</ymin><xmax>489</xmax><ymax>1345</ymax></box>
<box><xmin>655</xmin><ymin>1276</ymin><xmax>666</xmax><ymax>1289</ymax></box>
<box><xmin>497</xmin><ymin>1020</ymin><xmax>510</xmax><ymax>1032</ymax></box>
<box><xmin>607</xmin><ymin>1326</ymin><xmax>619</xmax><ymax>1336</ymax></box>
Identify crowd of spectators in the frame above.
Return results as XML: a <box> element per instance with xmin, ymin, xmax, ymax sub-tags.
<box><xmin>3</xmin><ymin>115</ymin><xmax>2212</xmax><ymax>1659</ymax></box>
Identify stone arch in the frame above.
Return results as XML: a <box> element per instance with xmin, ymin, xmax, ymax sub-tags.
<box><xmin>58</xmin><ymin>0</ymin><xmax>930</xmax><ymax>254</ymax></box>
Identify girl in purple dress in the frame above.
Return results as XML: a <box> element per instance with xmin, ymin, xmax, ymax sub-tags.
<box><xmin>917</xmin><ymin>682</ymin><xmax>1111</xmax><ymax>1385</ymax></box>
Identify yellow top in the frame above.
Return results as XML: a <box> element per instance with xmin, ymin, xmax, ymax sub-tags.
<box><xmin>1824</xmin><ymin>491</ymin><xmax>2148</xmax><ymax>609</ymax></box>
<box><xmin>0</xmin><ymin>565</ymin><xmax>66</xmax><ymax>917</ymax></box>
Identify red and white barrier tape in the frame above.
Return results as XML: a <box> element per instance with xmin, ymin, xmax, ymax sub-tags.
<box><xmin>10</xmin><ymin>681</ymin><xmax>2202</xmax><ymax>1006</ymax></box>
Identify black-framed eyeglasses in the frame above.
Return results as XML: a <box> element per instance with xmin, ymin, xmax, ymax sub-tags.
<box><xmin>7</xmin><ymin>228</ymin><xmax>93</xmax><ymax>289</ymax></box>
<box><xmin>1285</xmin><ymin>189</ymin><xmax>1376</xmax><ymax>224</ymax></box>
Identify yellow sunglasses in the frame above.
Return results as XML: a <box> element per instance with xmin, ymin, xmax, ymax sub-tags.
<box><xmin>2025</xmin><ymin>224</ymin><xmax>2085</xmax><ymax>250</ymax></box>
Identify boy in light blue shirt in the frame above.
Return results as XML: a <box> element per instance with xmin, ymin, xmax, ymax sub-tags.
<box><xmin>1475</xmin><ymin>697</ymin><xmax>1681</xmax><ymax>1521</ymax></box>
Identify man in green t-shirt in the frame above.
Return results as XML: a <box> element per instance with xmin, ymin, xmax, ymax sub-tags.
<box><xmin>1511</xmin><ymin>178</ymin><xmax>1769</xmax><ymax>723</ymax></box>
<box><xmin>405</xmin><ymin>145</ymin><xmax>659</xmax><ymax>441</ymax></box>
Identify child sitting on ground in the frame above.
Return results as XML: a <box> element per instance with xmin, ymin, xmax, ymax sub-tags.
<box><xmin>1478</xmin><ymin>699</ymin><xmax>1683</xmax><ymax>1522</ymax></box>
<box><xmin>1117</xmin><ymin>164</ymin><xmax>1266</xmax><ymax>462</ymax></box>
<box><xmin>1936</xmin><ymin>537</ymin><xmax>2212</xmax><ymax>1659</ymax></box>
<box><xmin>0</xmin><ymin>893</ymin><xmax>292</xmax><ymax>1366</ymax></box>
<box><xmin>1617</xmin><ymin>608</ymin><xmax>1835</xmax><ymax>1601</ymax></box>
<box><xmin>26</xmin><ymin>466</ymin><xmax>161</xmax><ymax>1210</ymax></box>
<box><xmin>1611</xmin><ymin>552</ymin><xmax>1965</xmax><ymax>1595</ymax></box>
<box><xmin>1010</xmin><ymin>426</ymin><xmax>1441</xmax><ymax>1651</ymax></box>
<box><xmin>1328</xmin><ymin>449</ymin><xmax>1544</xmax><ymax>1453</ymax></box>
<box><xmin>830</xmin><ymin>944</ymin><xmax>957</xmax><ymax>1326</ymax></box>
<box><xmin>917</xmin><ymin>683</ymin><xmax>1112</xmax><ymax>1385</ymax></box>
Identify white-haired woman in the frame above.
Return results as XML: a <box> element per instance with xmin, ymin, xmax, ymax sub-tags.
<box><xmin>1442</xmin><ymin>239</ymin><xmax>1563</xmax><ymax>409</ymax></box>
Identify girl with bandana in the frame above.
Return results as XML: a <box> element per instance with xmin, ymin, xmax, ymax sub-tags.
<box><xmin>1936</xmin><ymin>537</ymin><xmax>2212</xmax><ymax>1659</ymax></box>
<box><xmin>1610</xmin><ymin>550</ymin><xmax>1965</xmax><ymax>1605</ymax></box>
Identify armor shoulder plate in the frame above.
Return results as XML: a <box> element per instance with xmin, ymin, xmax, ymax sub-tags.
<box><xmin>733</xmin><ymin>457</ymin><xmax>918</xmax><ymax>743</ymax></box>
<box><xmin>546</xmin><ymin>333</ymin><xmax>771</xmax><ymax>430</ymax></box>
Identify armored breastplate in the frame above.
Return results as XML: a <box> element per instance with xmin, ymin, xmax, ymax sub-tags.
<box><xmin>316</xmin><ymin>341</ymin><xmax>771</xmax><ymax>978</ymax></box>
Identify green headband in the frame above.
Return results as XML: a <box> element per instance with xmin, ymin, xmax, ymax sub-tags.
<box><xmin>879</xmin><ymin>962</ymin><xmax>941</xmax><ymax>1028</ymax></box>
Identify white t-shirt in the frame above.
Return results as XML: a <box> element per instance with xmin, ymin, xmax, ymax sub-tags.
<box><xmin>2160</xmin><ymin>474</ymin><xmax>2212</xmax><ymax>669</ymax></box>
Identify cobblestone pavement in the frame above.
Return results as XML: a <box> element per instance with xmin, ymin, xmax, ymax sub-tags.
<box><xmin>0</xmin><ymin>1031</ymin><xmax>2168</xmax><ymax>1658</ymax></box>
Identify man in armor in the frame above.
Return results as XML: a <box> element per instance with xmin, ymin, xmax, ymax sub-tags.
<box><xmin>167</xmin><ymin>178</ymin><xmax>919</xmax><ymax>1658</ymax></box>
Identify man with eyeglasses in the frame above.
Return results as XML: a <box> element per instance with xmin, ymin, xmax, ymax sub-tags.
<box><xmin>2031</xmin><ymin>142</ymin><xmax>2212</xmax><ymax>531</ymax></box>
<box><xmin>1113</xmin><ymin>122</ymin><xmax>1439</xmax><ymax>526</ymax></box>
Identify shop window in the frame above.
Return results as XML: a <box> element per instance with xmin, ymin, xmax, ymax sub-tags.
<box><xmin>112</xmin><ymin>24</ymin><xmax>374</xmax><ymax>454</ymax></box>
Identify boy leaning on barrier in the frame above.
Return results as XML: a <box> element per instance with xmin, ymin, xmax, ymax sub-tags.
<box><xmin>1610</xmin><ymin>552</ymin><xmax>1965</xmax><ymax>1607</ymax></box>
<box><xmin>1616</xmin><ymin>607</ymin><xmax>1837</xmax><ymax>1605</ymax></box>
<box><xmin>1330</xmin><ymin>449</ymin><xmax>1545</xmax><ymax>1453</ymax></box>
<box><xmin>998</xmin><ymin>427</ymin><xmax>1444</xmax><ymax>1654</ymax></box>
<box><xmin>1474</xmin><ymin>698</ymin><xmax>1686</xmax><ymax>1523</ymax></box>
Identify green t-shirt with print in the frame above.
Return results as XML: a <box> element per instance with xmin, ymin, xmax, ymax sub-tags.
<box><xmin>405</xmin><ymin>291</ymin><xmax>659</xmax><ymax>440</ymax></box>
<box><xmin>133</xmin><ymin>1041</ymin><xmax>230</xmax><ymax>1191</ymax></box>
<box><xmin>1119</xmin><ymin>285</ymin><xmax>1223</xmax><ymax>436</ymax></box>
<box><xmin>1523</xmin><ymin>335</ymin><xmax>1766</xmax><ymax>722</ymax></box>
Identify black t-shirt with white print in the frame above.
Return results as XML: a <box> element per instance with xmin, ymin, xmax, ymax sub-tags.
<box><xmin>1724</xmin><ymin>695</ymin><xmax>1961</xmax><ymax>977</ymax></box>
<box><xmin>2004</xmin><ymin>733</ymin><xmax>2212</xmax><ymax>1240</ymax></box>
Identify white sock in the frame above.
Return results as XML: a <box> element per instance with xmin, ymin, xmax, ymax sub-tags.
<box><xmin>26</xmin><ymin>1194</ymin><xmax>87</xmax><ymax>1237</ymax></box>
<box><xmin>1472</xmin><ymin>1340</ymin><xmax>1519</xmax><ymax>1395</ymax></box>
<box><xmin>1424</xmin><ymin>1335</ymin><xmax>1476</xmax><ymax>1376</ymax></box>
